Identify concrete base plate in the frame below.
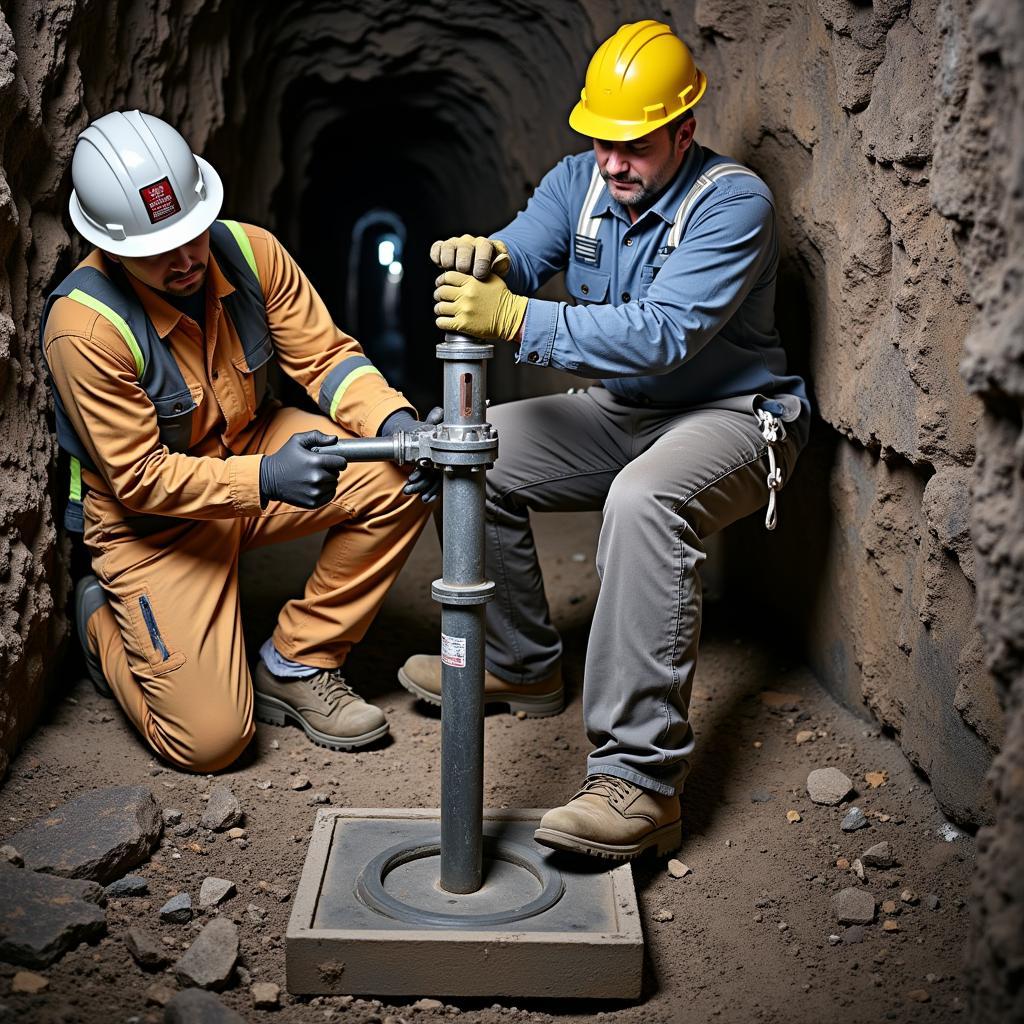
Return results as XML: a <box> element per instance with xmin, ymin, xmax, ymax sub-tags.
<box><xmin>286</xmin><ymin>808</ymin><xmax>644</xmax><ymax>999</ymax></box>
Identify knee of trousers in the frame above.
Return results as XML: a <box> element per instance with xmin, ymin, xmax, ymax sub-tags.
<box><xmin>152</xmin><ymin>702</ymin><xmax>254</xmax><ymax>774</ymax></box>
<box><xmin>604</xmin><ymin>474</ymin><xmax>696</xmax><ymax>534</ymax></box>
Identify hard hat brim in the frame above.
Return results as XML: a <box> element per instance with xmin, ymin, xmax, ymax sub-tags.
<box><xmin>567</xmin><ymin>70</ymin><xmax>707</xmax><ymax>142</ymax></box>
<box><xmin>69</xmin><ymin>156</ymin><xmax>224</xmax><ymax>258</ymax></box>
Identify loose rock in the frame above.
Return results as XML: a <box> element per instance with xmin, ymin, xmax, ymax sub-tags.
<box><xmin>852</xmin><ymin>859</ymin><xmax>866</xmax><ymax>881</ymax></box>
<box><xmin>833</xmin><ymin>887</ymin><xmax>876</xmax><ymax>925</ymax></box>
<box><xmin>907</xmin><ymin>989</ymin><xmax>930</xmax><ymax>1003</ymax></box>
<box><xmin>125</xmin><ymin>927</ymin><xmax>172</xmax><ymax>970</ymax></box>
<box><xmin>251</xmin><ymin>981</ymin><xmax>280</xmax><ymax>1009</ymax></box>
<box><xmin>146</xmin><ymin>982</ymin><xmax>175</xmax><ymax>1006</ymax></box>
<box><xmin>200</xmin><ymin>785</ymin><xmax>243</xmax><ymax>832</ymax></box>
<box><xmin>164</xmin><ymin>988</ymin><xmax>247</xmax><ymax>1023</ymax></box>
<box><xmin>836</xmin><ymin>858</ymin><xmax>850</xmax><ymax>870</ymax></box>
<box><xmin>0</xmin><ymin>845</ymin><xmax>23</xmax><ymax>867</ymax></box>
<box><xmin>807</xmin><ymin>768</ymin><xmax>853</xmax><ymax>806</ymax></box>
<box><xmin>225</xmin><ymin>828</ymin><xmax>247</xmax><ymax>841</ymax></box>
<box><xmin>841</xmin><ymin>807</ymin><xmax>869</xmax><ymax>832</ymax></box>
<box><xmin>786</xmin><ymin>810</ymin><xmax>802</xmax><ymax>823</ymax></box>
<box><xmin>864</xmin><ymin>771</ymin><xmax>888</xmax><ymax>788</ymax></box>
<box><xmin>412</xmin><ymin>998</ymin><xmax>444</xmax><ymax>1010</ymax></box>
<box><xmin>173</xmin><ymin>823</ymin><xmax>195</xmax><ymax>839</ymax></box>
<box><xmin>926</xmin><ymin>894</ymin><xmax>940</xmax><ymax>911</ymax></box>
<box><xmin>5</xmin><ymin>786</ymin><xmax>162</xmax><ymax>884</ymax></box>
<box><xmin>199</xmin><ymin>877</ymin><xmax>236</xmax><ymax>909</ymax></box>
<box><xmin>162</xmin><ymin>809</ymin><xmax>183</xmax><ymax>827</ymax></box>
<box><xmin>667</xmin><ymin>859</ymin><xmax>691</xmax><ymax>879</ymax></box>
<box><xmin>900</xmin><ymin>889</ymin><xmax>918</xmax><ymax>904</ymax></box>
<box><xmin>795</xmin><ymin>730</ymin><xmax>815</xmax><ymax>745</ymax></box>
<box><xmin>862</xmin><ymin>841</ymin><xmax>894</xmax><ymax>868</ymax></box>
<box><xmin>246</xmin><ymin>903</ymin><xmax>267</xmax><ymax>925</ymax></box>
<box><xmin>881</xmin><ymin>899</ymin><xmax>898</xmax><ymax>915</ymax></box>
<box><xmin>882</xmin><ymin>919</ymin><xmax>900</xmax><ymax>932</ymax></box>
<box><xmin>174</xmin><ymin>917</ymin><xmax>239</xmax><ymax>990</ymax></box>
<box><xmin>106</xmin><ymin>874</ymin><xmax>148</xmax><ymax>898</ymax></box>
<box><xmin>653</xmin><ymin>909</ymin><xmax>674</xmax><ymax>922</ymax></box>
<box><xmin>160</xmin><ymin>892</ymin><xmax>192</xmax><ymax>924</ymax></box>
<box><xmin>0</xmin><ymin>862</ymin><xmax>106</xmax><ymax>967</ymax></box>
<box><xmin>290</xmin><ymin>775</ymin><xmax>311</xmax><ymax>791</ymax></box>
<box><xmin>842</xmin><ymin>925</ymin><xmax>866</xmax><ymax>944</ymax></box>
<box><xmin>11</xmin><ymin>970</ymin><xmax>49</xmax><ymax>994</ymax></box>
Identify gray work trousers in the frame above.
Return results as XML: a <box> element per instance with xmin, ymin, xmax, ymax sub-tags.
<box><xmin>484</xmin><ymin>386</ymin><xmax>801</xmax><ymax>796</ymax></box>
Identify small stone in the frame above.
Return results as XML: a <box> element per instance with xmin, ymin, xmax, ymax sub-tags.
<box><xmin>246</xmin><ymin>903</ymin><xmax>268</xmax><ymax>925</ymax></box>
<box><xmin>251</xmin><ymin>982</ymin><xmax>280</xmax><ymax>1010</ymax></box>
<box><xmin>125</xmin><ymin>928</ymin><xmax>171</xmax><ymax>970</ymax></box>
<box><xmin>174</xmin><ymin>917</ymin><xmax>239</xmax><ymax>990</ymax></box>
<box><xmin>754</xmin><ymin>912</ymin><xmax>764</xmax><ymax>923</ymax></box>
<box><xmin>926</xmin><ymin>894</ymin><xmax>940</xmax><ymax>911</ymax></box>
<box><xmin>828</xmin><ymin>934</ymin><xmax>841</xmax><ymax>946</ymax></box>
<box><xmin>412</xmin><ymin>998</ymin><xmax>444</xmax><ymax>1010</ymax></box>
<box><xmin>753</xmin><ymin>741</ymin><xmax>763</xmax><ymax>749</ymax></box>
<box><xmin>862</xmin><ymin>842</ymin><xmax>894</xmax><ymax>868</ymax></box>
<box><xmin>777</xmin><ymin>922</ymin><xmax>789</xmax><ymax>932</ymax></box>
<box><xmin>310</xmin><ymin>792</ymin><xmax>331</xmax><ymax>805</ymax></box>
<box><xmin>162</xmin><ymin>809</ymin><xmax>183</xmax><ymax>827</ymax></box>
<box><xmin>836</xmin><ymin>858</ymin><xmax>850</xmax><ymax>870</ymax></box>
<box><xmin>907</xmin><ymin>989</ymin><xmax>930</xmax><ymax>1003</ymax></box>
<box><xmin>255</xmin><ymin>780</ymin><xmax>273</xmax><ymax>790</ymax></box>
<box><xmin>653</xmin><ymin>909</ymin><xmax>674</xmax><ymax>922</ymax></box>
<box><xmin>269</xmin><ymin>739</ymin><xmax>280</xmax><ymax>749</ymax></box>
<box><xmin>199</xmin><ymin>877</ymin><xmax>236</xmax><ymax>908</ymax></box>
<box><xmin>225</xmin><ymin>828</ymin><xmax>247</xmax><ymax>841</ymax></box>
<box><xmin>881</xmin><ymin>900</ymin><xmax>898</xmax><ymax>915</ymax></box>
<box><xmin>852</xmin><ymin>859</ymin><xmax>866</xmax><ymax>881</ymax></box>
<box><xmin>514</xmin><ymin>711</ymin><xmax>527</xmax><ymax>720</ymax></box>
<box><xmin>833</xmin><ymin>887</ymin><xmax>876</xmax><ymax>925</ymax></box>
<box><xmin>173</xmin><ymin>823</ymin><xmax>195</xmax><ymax>839</ymax></box>
<box><xmin>795</xmin><ymin>730</ymin><xmax>814</xmax><ymax>745</ymax></box>
<box><xmin>807</xmin><ymin>768</ymin><xmax>853</xmax><ymax>806</ymax></box>
<box><xmin>864</xmin><ymin>771</ymin><xmax>888</xmax><ymax>788</ymax></box>
<box><xmin>164</xmin><ymin>989</ymin><xmax>247</xmax><ymax>1023</ymax></box>
<box><xmin>843</xmin><ymin>925</ymin><xmax>865</xmax><ymax>944</ymax></box>
<box><xmin>900</xmin><ymin>890</ymin><xmax>917</xmax><ymax>904</ymax></box>
<box><xmin>883</xmin><ymin>919</ymin><xmax>900</xmax><ymax>932</ymax></box>
<box><xmin>145</xmin><ymin>982</ymin><xmax>174</xmax><ymax>1006</ymax></box>
<box><xmin>106</xmin><ymin>874</ymin><xmax>149</xmax><ymax>897</ymax></box>
<box><xmin>10</xmin><ymin>970</ymin><xmax>49</xmax><ymax>994</ymax></box>
<box><xmin>667</xmin><ymin>859</ymin><xmax>691</xmax><ymax>879</ymax></box>
<box><xmin>159</xmin><ymin>892</ymin><xmax>192</xmax><ymax>924</ymax></box>
<box><xmin>290</xmin><ymin>776</ymin><xmax>311</xmax><ymax>791</ymax></box>
<box><xmin>841</xmin><ymin>807</ymin><xmax>869</xmax><ymax>832</ymax></box>
<box><xmin>786</xmin><ymin>810</ymin><xmax>802</xmax><ymax>823</ymax></box>
<box><xmin>0</xmin><ymin>845</ymin><xmax>23</xmax><ymax>867</ymax></box>
<box><xmin>200</xmin><ymin>785</ymin><xmax>243</xmax><ymax>832</ymax></box>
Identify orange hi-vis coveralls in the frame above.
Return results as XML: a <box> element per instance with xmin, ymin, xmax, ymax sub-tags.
<box><xmin>42</xmin><ymin>223</ymin><xmax>431</xmax><ymax>772</ymax></box>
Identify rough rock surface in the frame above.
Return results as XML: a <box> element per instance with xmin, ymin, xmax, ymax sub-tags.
<box><xmin>807</xmin><ymin>767</ymin><xmax>853</xmax><ymax>805</ymax></box>
<box><xmin>124</xmin><ymin>927</ymin><xmax>171</xmax><ymax>971</ymax></box>
<box><xmin>174</xmin><ymin>917</ymin><xmax>238</xmax><ymax>990</ymax></box>
<box><xmin>164</xmin><ymin>988</ymin><xmax>247</xmax><ymax>1024</ymax></box>
<box><xmin>0</xmin><ymin>861</ymin><xmax>106</xmax><ymax>966</ymax></box>
<box><xmin>200</xmin><ymin>786</ymin><xmax>243</xmax><ymax>832</ymax></box>
<box><xmin>833</xmin><ymin>887</ymin><xmax>877</xmax><ymax>926</ymax></box>
<box><xmin>198</xmin><ymin>876</ymin><xmax>235</xmax><ymax>908</ymax></box>
<box><xmin>3</xmin><ymin>786</ymin><xmax>161</xmax><ymax>884</ymax></box>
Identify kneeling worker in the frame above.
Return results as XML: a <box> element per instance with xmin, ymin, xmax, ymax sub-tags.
<box><xmin>43</xmin><ymin>111</ymin><xmax>438</xmax><ymax>772</ymax></box>
<box><xmin>401</xmin><ymin>23</ymin><xmax>810</xmax><ymax>860</ymax></box>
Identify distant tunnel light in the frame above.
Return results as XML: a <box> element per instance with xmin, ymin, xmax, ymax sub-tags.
<box><xmin>378</xmin><ymin>239</ymin><xmax>396</xmax><ymax>266</ymax></box>
<box><xmin>388</xmin><ymin>261</ymin><xmax>404</xmax><ymax>280</ymax></box>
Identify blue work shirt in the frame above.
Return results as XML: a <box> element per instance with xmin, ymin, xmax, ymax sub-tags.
<box><xmin>495</xmin><ymin>142</ymin><xmax>810</xmax><ymax>448</ymax></box>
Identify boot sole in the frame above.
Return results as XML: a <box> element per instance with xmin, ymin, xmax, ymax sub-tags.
<box><xmin>397</xmin><ymin>666</ymin><xmax>565</xmax><ymax>718</ymax></box>
<box><xmin>533</xmin><ymin>820</ymin><xmax>682</xmax><ymax>862</ymax></box>
<box><xmin>254</xmin><ymin>694</ymin><xmax>389</xmax><ymax>751</ymax></box>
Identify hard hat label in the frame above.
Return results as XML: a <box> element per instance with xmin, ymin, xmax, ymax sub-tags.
<box><xmin>139</xmin><ymin>177</ymin><xmax>182</xmax><ymax>224</ymax></box>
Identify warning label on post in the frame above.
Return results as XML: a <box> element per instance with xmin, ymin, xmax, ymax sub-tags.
<box><xmin>139</xmin><ymin>177</ymin><xmax>181</xmax><ymax>224</ymax></box>
<box><xmin>441</xmin><ymin>632</ymin><xmax>467</xmax><ymax>668</ymax></box>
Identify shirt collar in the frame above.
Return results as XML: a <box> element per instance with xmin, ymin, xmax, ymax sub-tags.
<box><xmin>107</xmin><ymin>250</ymin><xmax>236</xmax><ymax>339</ymax></box>
<box><xmin>592</xmin><ymin>141</ymin><xmax>705</xmax><ymax>227</ymax></box>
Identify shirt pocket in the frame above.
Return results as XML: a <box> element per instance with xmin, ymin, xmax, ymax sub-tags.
<box><xmin>124</xmin><ymin>586</ymin><xmax>186</xmax><ymax>677</ymax></box>
<box><xmin>565</xmin><ymin>264</ymin><xmax>610</xmax><ymax>305</ymax></box>
<box><xmin>152</xmin><ymin>388</ymin><xmax>199</xmax><ymax>453</ymax></box>
<box><xmin>232</xmin><ymin>332</ymin><xmax>274</xmax><ymax>419</ymax></box>
<box><xmin>639</xmin><ymin>264</ymin><xmax>661</xmax><ymax>298</ymax></box>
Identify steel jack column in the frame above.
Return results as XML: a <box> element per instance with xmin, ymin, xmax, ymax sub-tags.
<box><xmin>286</xmin><ymin>333</ymin><xmax>644</xmax><ymax>1001</ymax></box>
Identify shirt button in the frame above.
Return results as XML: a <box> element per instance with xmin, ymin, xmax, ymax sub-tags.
<box><xmin>625</xmin><ymin>237</ymin><xmax>634</xmax><ymax>247</ymax></box>
<box><xmin>527</xmin><ymin>352</ymin><xmax>539</xmax><ymax>363</ymax></box>
<box><xmin>172</xmin><ymin>402</ymin><xmax>183</xmax><ymax>413</ymax></box>
<box><xmin>581</xmin><ymin>284</ymin><xmax>590</xmax><ymax>295</ymax></box>
<box><xmin>621</xmin><ymin>291</ymin><xmax>631</xmax><ymax>302</ymax></box>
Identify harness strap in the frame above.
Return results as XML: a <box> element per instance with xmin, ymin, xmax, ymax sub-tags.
<box><xmin>666</xmin><ymin>162</ymin><xmax>760</xmax><ymax>249</ymax></box>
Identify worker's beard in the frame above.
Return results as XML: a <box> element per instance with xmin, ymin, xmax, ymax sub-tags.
<box><xmin>164</xmin><ymin>264</ymin><xmax>207</xmax><ymax>296</ymax></box>
<box><xmin>602</xmin><ymin>155</ymin><xmax>683</xmax><ymax>213</ymax></box>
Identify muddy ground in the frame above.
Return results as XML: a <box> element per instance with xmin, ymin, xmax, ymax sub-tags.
<box><xmin>0</xmin><ymin>513</ymin><xmax>976</xmax><ymax>1023</ymax></box>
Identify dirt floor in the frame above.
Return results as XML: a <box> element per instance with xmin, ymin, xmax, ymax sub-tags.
<box><xmin>0</xmin><ymin>513</ymin><xmax>976</xmax><ymax>1023</ymax></box>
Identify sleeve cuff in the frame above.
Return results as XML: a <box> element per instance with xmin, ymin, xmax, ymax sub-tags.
<box><xmin>515</xmin><ymin>299</ymin><xmax>558</xmax><ymax>367</ymax></box>
<box><xmin>229</xmin><ymin>454</ymin><xmax>265</xmax><ymax>515</ymax></box>
<box><xmin>357</xmin><ymin>394</ymin><xmax>420</xmax><ymax>438</ymax></box>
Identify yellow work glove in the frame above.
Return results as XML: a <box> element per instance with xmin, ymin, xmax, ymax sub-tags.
<box><xmin>433</xmin><ymin>271</ymin><xmax>528</xmax><ymax>342</ymax></box>
<box><xmin>430</xmin><ymin>235</ymin><xmax>510</xmax><ymax>279</ymax></box>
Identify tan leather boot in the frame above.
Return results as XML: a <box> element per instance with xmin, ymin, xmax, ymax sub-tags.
<box><xmin>254</xmin><ymin>662</ymin><xmax>388</xmax><ymax>750</ymax></box>
<box><xmin>534</xmin><ymin>774</ymin><xmax>682</xmax><ymax>861</ymax></box>
<box><xmin>397</xmin><ymin>654</ymin><xmax>564</xmax><ymax>717</ymax></box>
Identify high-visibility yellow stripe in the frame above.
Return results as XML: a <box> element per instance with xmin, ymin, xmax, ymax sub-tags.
<box><xmin>219</xmin><ymin>219</ymin><xmax>260</xmax><ymax>284</ymax></box>
<box><xmin>329</xmin><ymin>365</ymin><xmax>383</xmax><ymax>420</ymax></box>
<box><xmin>69</xmin><ymin>457</ymin><xmax>82</xmax><ymax>502</ymax></box>
<box><xmin>67</xmin><ymin>288</ymin><xmax>144</xmax><ymax>377</ymax></box>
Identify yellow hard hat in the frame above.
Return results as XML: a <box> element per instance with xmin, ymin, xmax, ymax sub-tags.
<box><xmin>569</xmin><ymin>21</ymin><xmax>707</xmax><ymax>142</ymax></box>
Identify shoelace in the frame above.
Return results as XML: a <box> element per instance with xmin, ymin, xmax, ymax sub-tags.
<box><xmin>574</xmin><ymin>774</ymin><xmax>636</xmax><ymax>802</ymax></box>
<box><xmin>309</xmin><ymin>669</ymin><xmax>359</xmax><ymax>709</ymax></box>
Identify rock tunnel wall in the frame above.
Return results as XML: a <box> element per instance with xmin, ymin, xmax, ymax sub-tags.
<box><xmin>0</xmin><ymin>0</ymin><xmax>1019</xmax><ymax>1013</ymax></box>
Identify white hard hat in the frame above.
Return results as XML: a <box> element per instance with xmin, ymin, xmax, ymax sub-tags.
<box><xmin>69</xmin><ymin>110</ymin><xmax>223</xmax><ymax>258</ymax></box>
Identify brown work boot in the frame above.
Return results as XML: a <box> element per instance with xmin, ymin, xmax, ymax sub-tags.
<box><xmin>254</xmin><ymin>661</ymin><xmax>388</xmax><ymax>750</ymax></box>
<box><xmin>397</xmin><ymin>654</ymin><xmax>564</xmax><ymax>717</ymax></box>
<box><xmin>534</xmin><ymin>774</ymin><xmax>682</xmax><ymax>861</ymax></box>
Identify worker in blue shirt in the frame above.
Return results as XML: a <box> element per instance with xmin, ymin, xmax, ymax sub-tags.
<box><xmin>400</xmin><ymin>21</ymin><xmax>811</xmax><ymax>861</ymax></box>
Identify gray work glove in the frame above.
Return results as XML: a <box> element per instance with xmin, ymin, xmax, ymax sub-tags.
<box><xmin>259</xmin><ymin>430</ymin><xmax>347</xmax><ymax>509</ymax></box>
<box><xmin>379</xmin><ymin>406</ymin><xmax>445</xmax><ymax>503</ymax></box>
